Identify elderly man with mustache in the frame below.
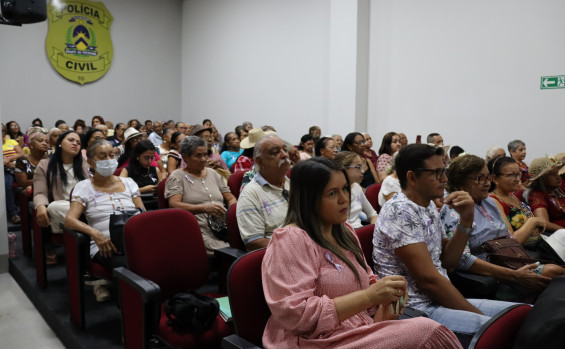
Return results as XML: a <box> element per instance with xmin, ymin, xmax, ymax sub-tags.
<box><xmin>236</xmin><ymin>134</ymin><xmax>292</xmax><ymax>251</ymax></box>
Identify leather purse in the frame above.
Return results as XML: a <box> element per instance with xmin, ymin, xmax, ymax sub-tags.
<box><xmin>482</xmin><ymin>236</ymin><xmax>546</xmax><ymax>269</ymax></box>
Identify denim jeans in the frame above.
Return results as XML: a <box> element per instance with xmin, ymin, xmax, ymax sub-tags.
<box><xmin>421</xmin><ymin>298</ymin><xmax>521</xmax><ymax>335</ymax></box>
<box><xmin>4</xmin><ymin>171</ymin><xmax>17</xmax><ymax>216</ymax></box>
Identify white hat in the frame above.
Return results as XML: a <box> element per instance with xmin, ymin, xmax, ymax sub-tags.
<box><xmin>541</xmin><ymin>229</ymin><xmax>565</xmax><ymax>263</ymax></box>
<box><xmin>124</xmin><ymin>127</ymin><xmax>142</xmax><ymax>143</ymax></box>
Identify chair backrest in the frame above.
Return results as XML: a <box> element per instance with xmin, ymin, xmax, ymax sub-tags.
<box><xmin>227</xmin><ymin>203</ymin><xmax>246</xmax><ymax>251</ymax></box>
<box><xmin>468</xmin><ymin>304</ymin><xmax>532</xmax><ymax>349</ymax></box>
<box><xmin>157</xmin><ymin>177</ymin><xmax>168</xmax><ymax>209</ymax></box>
<box><xmin>354</xmin><ymin>224</ymin><xmax>375</xmax><ymax>271</ymax></box>
<box><xmin>123</xmin><ymin>209</ymin><xmax>208</xmax><ymax>299</ymax></box>
<box><xmin>227</xmin><ymin>248</ymin><xmax>270</xmax><ymax>347</ymax></box>
<box><xmin>228</xmin><ymin>171</ymin><xmax>245</xmax><ymax>199</ymax></box>
<box><xmin>365</xmin><ymin>183</ymin><xmax>382</xmax><ymax>213</ymax></box>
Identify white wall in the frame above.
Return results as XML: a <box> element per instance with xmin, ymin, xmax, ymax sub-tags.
<box><xmin>368</xmin><ymin>0</ymin><xmax>565</xmax><ymax>161</ymax></box>
<box><xmin>0</xmin><ymin>0</ymin><xmax>183</xmax><ymax>128</ymax></box>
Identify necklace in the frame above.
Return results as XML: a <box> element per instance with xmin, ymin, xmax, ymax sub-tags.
<box><xmin>493</xmin><ymin>190</ymin><xmax>521</xmax><ymax>208</ymax></box>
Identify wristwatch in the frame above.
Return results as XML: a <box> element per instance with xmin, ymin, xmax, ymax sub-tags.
<box><xmin>456</xmin><ymin>222</ymin><xmax>475</xmax><ymax>234</ymax></box>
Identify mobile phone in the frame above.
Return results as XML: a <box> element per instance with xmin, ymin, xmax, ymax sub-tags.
<box><xmin>416</xmin><ymin>135</ymin><xmax>422</xmax><ymax>144</ymax></box>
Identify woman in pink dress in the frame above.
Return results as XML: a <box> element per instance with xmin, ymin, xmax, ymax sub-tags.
<box><xmin>261</xmin><ymin>158</ymin><xmax>462</xmax><ymax>349</ymax></box>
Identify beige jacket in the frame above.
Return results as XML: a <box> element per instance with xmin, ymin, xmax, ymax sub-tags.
<box><xmin>33</xmin><ymin>158</ymin><xmax>90</xmax><ymax>207</ymax></box>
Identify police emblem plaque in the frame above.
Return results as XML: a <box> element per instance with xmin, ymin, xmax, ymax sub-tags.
<box><xmin>46</xmin><ymin>0</ymin><xmax>113</xmax><ymax>85</ymax></box>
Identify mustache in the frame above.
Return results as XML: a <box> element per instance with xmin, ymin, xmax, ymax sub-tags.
<box><xmin>278</xmin><ymin>158</ymin><xmax>291</xmax><ymax>167</ymax></box>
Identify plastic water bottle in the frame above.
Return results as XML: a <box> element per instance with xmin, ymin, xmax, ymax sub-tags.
<box><xmin>8</xmin><ymin>233</ymin><xmax>17</xmax><ymax>258</ymax></box>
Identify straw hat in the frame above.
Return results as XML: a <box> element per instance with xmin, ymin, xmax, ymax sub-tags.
<box><xmin>240</xmin><ymin>128</ymin><xmax>276</xmax><ymax>149</ymax></box>
<box><xmin>541</xmin><ymin>230</ymin><xmax>565</xmax><ymax>264</ymax></box>
<box><xmin>555</xmin><ymin>153</ymin><xmax>565</xmax><ymax>175</ymax></box>
<box><xmin>527</xmin><ymin>157</ymin><xmax>564</xmax><ymax>183</ymax></box>
<box><xmin>123</xmin><ymin>127</ymin><xmax>142</xmax><ymax>143</ymax></box>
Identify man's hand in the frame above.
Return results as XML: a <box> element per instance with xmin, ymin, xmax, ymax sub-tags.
<box><xmin>444</xmin><ymin>191</ymin><xmax>474</xmax><ymax>225</ymax></box>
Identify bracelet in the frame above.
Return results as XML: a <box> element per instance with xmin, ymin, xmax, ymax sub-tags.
<box><xmin>456</xmin><ymin>223</ymin><xmax>475</xmax><ymax>234</ymax></box>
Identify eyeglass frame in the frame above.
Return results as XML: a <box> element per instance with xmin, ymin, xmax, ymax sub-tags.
<box><xmin>347</xmin><ymin>164</ymin><xmax>364</xmax><ymax>171</ymax></box>
<box><xmin>468</xmin><ymin>173</ymin><xmax>494</xmax><ymax>185</ymax></box>
<box><xmin>415</xmin><ymin>167</ymin><xmax>448</xmax><ymax>180</ymax></box>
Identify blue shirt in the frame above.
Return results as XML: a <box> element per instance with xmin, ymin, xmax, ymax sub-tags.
<box><xmin>221</xmin><ymin>149</ymin><xmax>243</xmax><ymax>169</ymax></box>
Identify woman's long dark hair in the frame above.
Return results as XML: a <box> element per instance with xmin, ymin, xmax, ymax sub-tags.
<box><xmin>342</xmin><ymin>132</ymin><xmax>363</xmax><ymax>153</ymax></box>
<box><xmin>46</xmin><ymin>131</ymin><xmax>87</xmax><ymax>193</ymax></box>
<box><xmin>117</xmin><ymin>135</ymin><xmax>140</xmax><ymax>167</ymax></box>
<box><xmin>286</xmin><ymin>158</ymin><xmax>367</xmax><ymax>282</ymax></box>
<box><xmin>378</xmin><ymin>132</ymin><xmax>398</xmax><ymax>156</ymax></box>
<box><xmin>127</xmin><ymin>140</ymin><xmax>156</xmax><ymax>179</ymax></box>
<box><xmin>297</xmin><ymin>134</ymin><xmax>313</xmax><ymax>151</ymax></box>
<box><xmin>82</xmin><ymin>128</ymin><xmax>104</xmax><ymax>150</ymax></box>
<box><xmin>6</xmin><ymin>121</ymin><xmax>23</xmax><ymax>139</ymax></box>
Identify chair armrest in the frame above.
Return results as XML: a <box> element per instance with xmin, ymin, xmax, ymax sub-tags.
<box><xmin>113</xmin><ymin>267</ymin><xmax>162</xmax><ymax>349</ymax></box>
<box><xmin>215</xmin><ymin>247</ymin><xmax>247</xmax><ymax>294</ymax></box>
<box><xmin>449</xmin><ymin>270</ymin><xmax>498</xmax><ymax>299</ymax></box>
<box><xmin>222</xmin><ymin>334</ymin><xmax>261</xmax><ymax>349</ymax></box>
<box><xmin>215</xmin><ymin>246</ymin><xmax>247</xmax><ymax>260</ymax></box>
<box><xmin>398</xmin><ymin>307</ymin><xmax>428</xmax><ymax>319</ymax></box>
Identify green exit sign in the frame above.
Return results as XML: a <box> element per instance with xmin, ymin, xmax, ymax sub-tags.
<box><xmin>541</xmin><ymin>75</ymin><xmax>565</xmax><ymax>89</ymax></box>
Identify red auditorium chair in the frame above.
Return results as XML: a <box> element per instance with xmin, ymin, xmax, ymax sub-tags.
<box><xmin>354</xmin><ymin>224</ymin><xmax>375</xmax><ymax>270</ymax></box>
<box><xmin>468</xmin><ymin>304</ymin><xmax>532</xmax><ymax>349</ymax></box>
<box><xmin>157</xmin><ymin>177</ymin><xmax>169</xmax><ymax>209</ymax></box>
<box><xmin>114</xmin><ymin>209</ymin><xmax>233</xmax><ymax>349</ymax></box>
<box><xmin>365</xmin><ymin>183</ymin><xmax>382</xmax><ymax>213</ymax></box>
<box><xmin>215</xmin><ymin>203</ymin><xmax>246</xmax><ymax>294</ymax></box>
<box><xmin>32</xmin><ymin>206</ymin><xmax>64</xmax><ymax>288</ymax></box>
<box><xmin>226</xmin><ymin>203</ymin><xmax>245</xmax><ymax>251</ymax></box>
<box><xmin>17</xmin><ymin>189</ymin><xmax>32</xmax><ymax>257</ymax></box>
<box><xmin>222</xmin><ymin>248</ymin><xmax>269</xmax><ymax>349</ymax></box>
<box><xmin>228</xmin><ymin>171</ymin><xmax>245</xmax><ymax>199</ymax></box>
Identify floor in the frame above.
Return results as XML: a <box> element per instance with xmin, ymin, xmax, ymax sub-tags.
<box><xmin>0</xmin><ymin>272</ymin><xmax>65</xmax><ymax>348</ymax></box>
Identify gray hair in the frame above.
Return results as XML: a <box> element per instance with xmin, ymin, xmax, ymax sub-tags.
<box><xmin>507</xmin><ymin>140</ymin><xmax>525</xmax><ymax>152</ymax></box>
<box><xmin>179</xmin><ymin>136</ymin><xmax>206</xmax><ymax>157</ymax></box>
<box><xmin>427</xmin><ymin>133</ymin><xmax>440</xmax><ymax>144</ymax></box>
<box><xmin>242</xmin><ymin>121</ymin><xmax>252</xmax><ymax>129</ymax></box>
<box><xmin>486</xmin><ymin>146</ymin><xmax>505</xmax><ymax>161</ymax></box>
<box><xmin>253</xmin><ymin>134</ymin><xmax>281</xmax><ymax>161</ymax></box>
<box><xmin>86</xmin><ymin>139</ymin><xmax>113</xmax><ymax>159</ymax></box>
<box><xmin>48</xmin><ymin>127</ymin><xmax>62</xmax><ymax>137</ymax></box>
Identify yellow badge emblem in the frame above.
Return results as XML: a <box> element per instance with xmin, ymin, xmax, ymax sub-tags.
<box><xmin>46</xmin><ymin>0</ymin><xmax>113</xmax><ymax>85</ymax></box>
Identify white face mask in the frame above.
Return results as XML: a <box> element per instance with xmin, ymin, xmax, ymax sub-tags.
<box><xmin>95</xmin><ymin>158</ymin><xmax>118</xmax><ymax>177</ymax></box>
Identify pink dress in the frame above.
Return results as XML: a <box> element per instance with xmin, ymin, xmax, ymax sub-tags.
<box><xmin>261</xmin><ymin>225</ymin><xmax>462</xmax><ymax>349</ymax></box>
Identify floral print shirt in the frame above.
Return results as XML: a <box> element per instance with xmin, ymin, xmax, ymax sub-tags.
<box><xmin>373</xmin><ymin>192</ymin><xmax>449</xmax><ymax>310</ymax></box>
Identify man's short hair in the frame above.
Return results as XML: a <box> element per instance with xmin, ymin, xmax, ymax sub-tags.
<box><xmin>396</xmin><ymin>143</ymin><xmax>444</xmax><ymax>189</ymax></box>
<box><xmin>426</xmin><ymin>133</ymin><xmax>440</xmax><ymax>144</ymax></box>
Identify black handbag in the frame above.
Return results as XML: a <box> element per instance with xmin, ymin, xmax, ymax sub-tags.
<box><xmin>163</xmin><ymin>291</ymin><xmax>220</xmax><ymax>332</ymax></box>
<box><xmin>109</xmin><ymin>208</ymin><xmax>143</xmax><ymax>255</ymax></box>
<box><xmin>207</xmin><ymin>214</ymin><xmax>229</xmax><ymax>242</ymax></box>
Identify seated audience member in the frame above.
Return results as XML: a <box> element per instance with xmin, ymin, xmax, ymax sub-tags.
<box><xmin>7</xmin><ymin>121</ymin><xmax>27</xmax><ymax>151</ymax></box>
<box><xmin>107</xmin><ymin>123</ymin><xmax>126</xmax><ymax>148</ymax></box>
<box><xmin>175</xmin><ymin>122</ymin><xmax>189</xmax><ymax>135</ymax></box>
<box><xmin>342</xmin><ymin>132</ymin><xmax>378</xmax><ymax>188</ymax></box>
<box><xmin>203</xmin><ymin>119</ymin><xmax>213</xmax><ymax>128</ymax></box>
<box><xmin>486</xmin><ymin>145</ymin><xmax>505</xmax><ymax>162</ymax></box>
<box><xmin>157</xmin><ymin>128</ymin><xmax>174</xmax><ymax>165</ymax></box>
<box><xmin>167</xmin><ymin>131</ymin><xmax>186</xmax><ymax>176</ymax></box>
<box><xmin>31</xmin><ymin>118</ymin><xmax>43</xmax><ymax>127</ymax></box>
<box><xmin>57</xmin><ymin>122</ymin><xmax>70</xmax><ymax>133</ymax></box>
<box><xmin>297</xmin><ymin>134</ymin><xmax>314</xmax><ymax>160</ymax></box>
<box><xmin>332</xmin><ymin>134</ymin><xmax>343</xmax><ymax>152</ymax></box>
<box><xmin>211</xmin><ymin>126</ymin><xmax>221</xmax><ymax>154</ymax></box>
<box><xmin>398</xmin><ymin>132</ymin><xmax>408</xmax><ymax>148</ymax></box>
<box><xmin>376</xmin><ymin>132</ymin><xmax>402</xmax><ymax>182</ymax></box>
<box><xmin>378</xmin><ymin>153</ymin><xmax>400</xmax><ymax>207</ymax></box>
<box><xmin>242</xmin><ymin>121</ymin><xmax>253</xmax><ymax>132</ymax></box>
<box><xmin>73</xmin><ymin>119</ymin><xmax>86</xmax><ymax>135</ymax></box>
<box><xmin>488</xmin><ymin>156</ymin><xmax>546</xmax><ymax>244</ymax></box>
<box><xmin>261</xmin><ymin>125</ymin><xmax>276</xmax><ymax>132</ymax></box>
<box><xmin>233</xmin><ymin>128</ymin><xmax>264</xmax><ymax>173</ymax></box>
<box><xmin>191</xmin><ymin>124</ymin><xmax>229</xmax><ymax>182</ymax></box>
<box><xmin>373</xmin><ymin>143</ymin><xmax>517</xmax><ymax>339</ymax></box>
<box><xmin>117</xmin><ymin>128</ymin><xmax>166</xmax><ymax>177</ymax></box>
<box><xmin>362</xmin><ymin>132</ymin><xmax>379</xmax><ymax>167</ymax></box>
<box><xmin>508</xmin><ymin>139</ymin><xmax>529</xmax><ymax>183</ymax></box>
<box><xmin>524</xmin><ymin>157</ymin><xmax>565</xmax><ymax>231</ymax></box>
<box><xmin>91</xmin><ymin>115</ymin><xmax>105</xmax><ymax>128</ymax></box>
<box><xmin>34</xmin><ymin>131</ymin><xmax>89</xmax><ymax>264</ymax></box>
<box><xmin>314</xmin><ymin>136</ymin><xmax>338</xmax><ymax>159</ymax></box>
<box><xmin>148</xmin><ymin>121</ymin><xmax>163</xmax><ymax>148</ymax></box>
<box><xmin>120</xmin><ymin>140</ymin><xmax>163</xmax><ymax>195</ymax></box>
<box><xmin>426</xmin><ymin>132</ymin><xmax>444</xmax><ymax>146</ymax></box>
<box><xmin>14</xmin><ymin>127</ymin><xmax>49</xmax><ymax>196</ymax></box>
<box><xmin>81</xmin><ymin>128</ymin><xmax>105</xmax><ymax>159</ymax></box>
<box><xmin>449</xmin><ymin>146</ymin><xmax>465</xmax><ymax>161</ymax></box>
<box><xmin>164</xmin><ymin>136</ymin><xmax>236</xmax><ymax>255</ymax></box>
<box><xmin>262</xmin><ymin>158</ymin><xmax>462</xmax><ymax>349</ymax></box>
<box><xmin>144</xmin><ymin>120</ymin><xmax>153</xmax><ymax>134</ymax></box>
<box><xmin>236</xmin><ymin>135</ymin><xmax>291</xmax><ymax>251</ymax></box>
<box><xmin>95</xmin><ymin>124</ymin><xmax>109</xmax><ymax>138</ymax></box>
<box><xmin>127</xmin><ymin>118</ymin><xmax>140</xmax><ymax>129</ymax></box>
<box><xmin>3</xmin><ymin>123</ymin><xmax>25</xmax><ymax>224</ymax></box>
<box><xmin>47</xmin><ymin>127</ymin><xmax>62</xmax><ymax>154</ymax></box>
<box><xmin>105</xmin><ymin>121</ymin><xmax>114</xmax><ymax>137</ymax></box>
<box><xmin>235</xmin><ymin>125</ymin><xmax>248</xmax><ymax>141</ymax></box>
<box><xmin>220</xmin><ymin>132</ymin><xmax>243</xmax><ymax>169</ymax></box>
<box><xmin>441</xmin><ymin>155</ymin><xmax>562</xmax><ymax>299</ymax></box>
<box><xmin>334</xmin><ymin>151</ymin><xmax>378</xmax><ymax>228</ymax></box>
<box><xmin>66</xmin><ymin>139</ymin><xmax>145</xmax><ymax>302</ymax></box>
<box><xmin>308</xmin><ymin>125</ymin><xmax>321</xmax><ymax>143</ymax></box>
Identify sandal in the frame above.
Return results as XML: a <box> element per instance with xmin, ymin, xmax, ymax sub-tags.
<box><xmin>46</xmin><ymin>248</ymin><xmax>58</xmax><ymax>265</ymax></box>
<box><xmin>10</xmin><ymin>214</ymin><xmax>21</xmax><ymax>224</ymax></box>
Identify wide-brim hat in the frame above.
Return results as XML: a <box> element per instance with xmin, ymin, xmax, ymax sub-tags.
<box><xmin>555</xmin><ymin>153</ymin><xmax>565</xmax><ymax>175</ymax></box>
<box><xmin>541</xmin><ymin>230</ymin><xmax>565</xmax><ymax>264</ymax></box>
<box><xmin>240</xmin><ymin>128</ymin><xmax>276</xmax><ymax>149</ymax></box>
<box><xmin>189</xmin><ymin>124</ymin><xmax>212</xmax><ymax>137</ymax></box>
<box><xmin>124</xmin><ymin>127</ymin><xmax>142</xmax><ymax>143</ymax></box>
<box><xmin>526</xmin><ymin>157</ymin><xmax>564</xmax><ymax>184</ymax></box>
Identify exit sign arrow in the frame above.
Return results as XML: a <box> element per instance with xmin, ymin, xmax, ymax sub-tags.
<box><xmin>541</xmin><ymin>75</ymin><xmax>565</xmax><ymax>89</ymax></box>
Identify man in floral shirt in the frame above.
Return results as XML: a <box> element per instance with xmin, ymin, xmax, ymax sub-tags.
<box><xmin>373</xmin><ymin>144</ymin><xmax>517</xmax><ymax>341</ymax></box>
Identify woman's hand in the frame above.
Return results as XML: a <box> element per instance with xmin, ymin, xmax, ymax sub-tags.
<box><xmin>92</xmin><ymin>230</ymin><xmax>117</xmax><ymax>258</ymax></box>
<box><xmin>204</xmin><ymin>202</ymin><xmax>226</xmax><ymax>217</ymax></box>
<box><xmin>36</xmin><ymin>205</ymin><xmax>51</xmax><ymax>227</ymax></box>
<box><xmin>513</xmin><ymin>263</ymin><xmax>551</xmax><ymax>292</ymax></box>
<box><xmin>365</xmin><ymin>275</ymin><xmax>407</xmax><ymax>307</ymax></box>
<box><xmin>140</xmin><ymin>184</ymin><xmax>158</xmax><ymax>193</ymax></box>
<box><xmin>529</xmin><ymin>217</ymin><xmax>546</xmax><ymax>233</ymax></box>
<box><xmin>23</xmin><ymin>186</ymin><xmax>33</xmax><ymax>196</ymax></box>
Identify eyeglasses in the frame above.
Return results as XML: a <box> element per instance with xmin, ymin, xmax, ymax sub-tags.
<box><xmin>354</xmin><ymin>140</ymin><xmax>366</xmax><ymax>146</ymax></box>
<box><xmin>10</xmin><ymin>125</ymin><xmax>19</xmax><ymax>129</ymax></box>
<box><xmin>497</xmin><ymin>172</ymin><xmax>521</xmax><ymax>179</ymax></box>
<box><xmin>469</xmin><ymin>174</ymin><xmax>493</xmax><ymax>185</ymax></box>
<box><xmin>347</xmin><ymin>164</ymin><xmax>364</xmax><ymax>171</ymax></box>
<box><xmin>416</xmin><ymin>167</ymin><xmax>448</xmax><ymax>180</ymax></box>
